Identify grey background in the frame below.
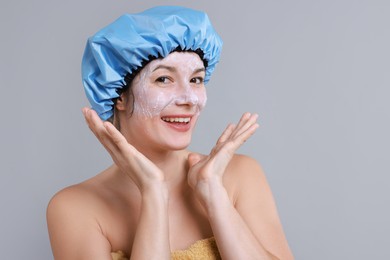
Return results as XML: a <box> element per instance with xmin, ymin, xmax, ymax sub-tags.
<box><xmin>0</xmin><ymin>0</ymin><xmax>389</xmax><ymax>259</ymax></box>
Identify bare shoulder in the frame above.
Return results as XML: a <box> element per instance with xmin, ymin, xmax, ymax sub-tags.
<box><xmin>226</xmin><ymin>154</ymin><xmax>265</xmax><ymax>176</ymax></box>
<box><xmin>47</xmin><ymin>181</ymin><xmax>101</xmax><ymax>220</ymax></box>
<box><xmin>47</xmin><ymin>171</ymin><xmax>124</xmax><ymax>235</ymax></box>
<box><xmin>46</xmin><ymin>180</ymin><xmax>106</xmax><ymax>235</ymax></box>
<box><xmin>47</xmin><ymin>166</ymin><xmax>131</xmax><ymax>219</ymax></box>
<box><xmin>47</xmin><ymin>179</ymin><xmax>113</xmax><ymax>259</ymax></box>
<box><xmin>224</xmin><ymin>153</ymin><xmax>278</xmax><ymax>211</ymax></box>
<box><xmin>223</xmin><ymin>154</ymin><xmax>268</xmax><ymax>198</ymax></box>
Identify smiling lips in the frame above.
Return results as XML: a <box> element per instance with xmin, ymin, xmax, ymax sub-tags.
<box><xmin>161</xmin><ymin>115</ymin><xmax>193</xmax><ymax>132</ymax></box>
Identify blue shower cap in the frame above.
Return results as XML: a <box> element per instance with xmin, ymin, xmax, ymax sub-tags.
<box><xmin>82</xmin><ymin>6</ymin><xmax>223</xmax><ymax>120</ymax></box>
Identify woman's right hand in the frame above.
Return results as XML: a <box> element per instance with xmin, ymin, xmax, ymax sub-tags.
<box><xmin>82</xmin><ymin>107</ymin><xmax>165</xmax><ymax>192</ymax></box>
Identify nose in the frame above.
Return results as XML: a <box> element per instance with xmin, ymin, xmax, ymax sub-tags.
<box><xmin>174</xmin><ymin>84</ymin><xmax>199</xmax><ymax>106</ymax></box>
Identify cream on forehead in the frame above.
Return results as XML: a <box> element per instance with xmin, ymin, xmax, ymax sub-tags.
<box><xmin>131</xmin><ymin>52</ymin><xmax>207</xmax><ymax>119</ymax></box>
<box><xmin>149</xmin><ymin>52</ymin><xmax>205</xmax><ymax>73</ymax></box>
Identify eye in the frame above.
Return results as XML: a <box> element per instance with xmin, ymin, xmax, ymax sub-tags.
<box><xmin>155</xmin><ymin>76</ymin><xmax>170</xmax><ymax>83</ymax></box>
<box><xmin>190</xmin><ymin>77</ymin><xmax>204</xmax><ymax>84</ymax></box>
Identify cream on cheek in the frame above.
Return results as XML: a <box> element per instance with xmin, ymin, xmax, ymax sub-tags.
<box><xmin>131</xmin><ymin>68</ymin><xmax>172</xmax><ymax>118</ymax></box>
<box><xmin>131</xmin><ymin>56</ymin><xmax>207</xmax><ymax>118</ymax></box>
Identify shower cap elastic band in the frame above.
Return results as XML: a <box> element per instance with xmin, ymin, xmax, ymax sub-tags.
<box><xmin>81</xmin><ymin>6</ymin><xmax>223</xmax><ymax>120</ymax></box>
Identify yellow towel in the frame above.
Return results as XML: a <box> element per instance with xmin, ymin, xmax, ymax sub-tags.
<box><xmin>111</xmin><ymin>237</ymin><xmax>221</xmax><ymax>260</ymax></box>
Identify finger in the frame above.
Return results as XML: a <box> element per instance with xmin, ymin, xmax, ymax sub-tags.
<box><xmin>188</xmin><ymin>153</ymin><xmax>203</xmax><ymax>167</ymax></box>
<box><xmin>231</xmin><ymin>113</ymin><xmax>259</xmax><ymax>138</ymax></box>
<box><xmin>83</xmin><ymin>108</ymin><xmax>120</xmax><ymax>154</ymax></box>
<box><xmin>83</xmin><ymin>107</ymin><xmax>101</xmax><ymax>131</ymax></box>
<box><xmin>85</xmin><ymin>108</ymin><xmax>106</xmax><ymax>137</ymax></box>
<box><xmin>82</xmin><ymin>107</ymin><xmax>93</xmax><ymax>129</ymax></box>
<box><xmin>212</xmin><ymin>113</ymin><xmax>258</xmax><ymax>156</ymax></box>
<box><xmin>82</xmin><ymin>107</ymin><xmax>88</xmax><ymax>117</ymax></box>
<box><xmin>233</xmin><ymin>123</ymin><xmax>259</xmax><ymax>147</ymax></box>
<box><xmin>217</xmin><ymin>122</ymin><xmax>259</xmax><ymax>156</ymax></box>
<box><xmin>216</xmin><ymin>123</ymin><xmax>236</xmax><ymax>144</ymax></box>
<box><xmin>233</xmin><ymin>112</ymin><xmax>252</xmax><ymax>132</ymax></box>
<box><xmin>235</xmin><ymin>113</ymin><xmax>258</xmax><ymax>137</ymax></box>
<box><xmin>103</xmin><ymin>121</ymin><xmax>136</xmax><ymax>154</ymax></box>
<box><xmin>228</xmin><ymin>112</ymin><xmax>252</xmax><ymax>137</ymax></box>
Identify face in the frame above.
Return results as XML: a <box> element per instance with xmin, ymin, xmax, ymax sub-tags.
<box><xmin>120</xmin><ymin>51</ymin><xmax>207</xmax><ymax>152</ymax></box>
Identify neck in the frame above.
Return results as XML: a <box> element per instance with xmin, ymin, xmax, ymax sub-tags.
<box><xmin>146</xmin><ymin>147</ymin><xmax>188</xmax><ymax>175</ymax></box>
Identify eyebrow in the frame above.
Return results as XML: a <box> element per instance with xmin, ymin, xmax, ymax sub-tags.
<box><xmin>152</xmin><ymin>65</ymin><xmax>206</xmax><ymax>74</ymax></box>
<box><xmin>152</xmin><ymin>65</ymin><xmax>176</xmax><ymax>72</ymax></box>
<box><xmin>193</xmin><ymin>67</ymin><xmax>206</xmax><ymax>74</ymax></box>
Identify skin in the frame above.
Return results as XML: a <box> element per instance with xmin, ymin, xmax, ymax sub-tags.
<box><xmin>47</xmin><ymin>52</ymin><xmax>294</xmax><ymax>260</ymax></box>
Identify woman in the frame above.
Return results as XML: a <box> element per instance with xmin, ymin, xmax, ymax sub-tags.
<box><xmin>47</xmin><ymin>6</ymin><xmax>293</xmax><ymax>260</ymax></box>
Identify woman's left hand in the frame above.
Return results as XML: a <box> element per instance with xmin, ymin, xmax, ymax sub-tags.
<box><xmin>187</xmin><ymin>112</ymin><xmax>259</xmax><ymax>206</ymax></box>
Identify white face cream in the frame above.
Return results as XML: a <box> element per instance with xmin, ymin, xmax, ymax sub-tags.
<box><xmin>130</xmin><ymin>52</ymin><xmax>207</xmax><ymax>119</ymax></box>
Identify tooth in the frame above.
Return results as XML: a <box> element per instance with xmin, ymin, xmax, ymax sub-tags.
<box><xmin>162</xmin><ymin>117</ymin><xmax>191</xmax><ymax>123</ymax></box>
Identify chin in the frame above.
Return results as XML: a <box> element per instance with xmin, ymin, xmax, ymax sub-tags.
<box><xmin>164</xmin><ymin>136</ymin><xmax>192</xmax><ymax>151</ymax></box>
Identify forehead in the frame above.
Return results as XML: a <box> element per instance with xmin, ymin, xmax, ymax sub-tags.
<box><xmin>147</xmin><ymin>52</ymin><xmax>204</xmax><ymax>72</ymax></box>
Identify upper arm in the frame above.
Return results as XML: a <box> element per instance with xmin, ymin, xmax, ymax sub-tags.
<box><xmin>47</xmin><ymin>187</ymin><xmax>112</xmax><ymax>260</ymax></box>
<box><xmin>229</xmin><ymin>155</ymin><xmax>294</xmax><ymax>259</ymax></box>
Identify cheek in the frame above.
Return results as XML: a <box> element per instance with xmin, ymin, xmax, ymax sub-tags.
<box><xmin>133</xmin><ymin>87</ymin><xmax>174</xmax><ymax>118</ymax></box>
<box><xmin>149</xmin><ymin>90</ymin><xmax>175</xmax><ymax>113</ymax></box>
<box><xmin>130</xmin><ymin>67</ymin><xmax>176</xmax><ymax>118</ymax></box>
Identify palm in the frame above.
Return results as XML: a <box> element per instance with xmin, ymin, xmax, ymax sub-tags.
<box><xmin>83</xmin><ymin>108</ymin><xmax>164</xmax><ymax>190</ymax></box>
<box><xmin>187</xmin><ymin>113</ymin><xmax>259</xmax><ymax>191</ymax></box>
